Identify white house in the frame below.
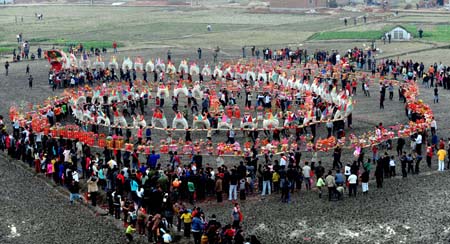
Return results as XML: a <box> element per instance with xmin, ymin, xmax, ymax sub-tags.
<box><xmin>386</xmin><ymin>26</ymin><xmax>412</xmax><ymax>41</ymax></box>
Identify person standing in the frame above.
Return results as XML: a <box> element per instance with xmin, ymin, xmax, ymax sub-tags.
<box><xmin>407</xmin><ymin>154</ymin><xmax>414</xmax><ymax>174</ymax></box>
<box><xmin>379</xmin><ymin>89</ymin><xmax>385</xmax><ymax>109</ymax></box>
<box><xmin>5</xmin><ymin>61</ymin><xmax>9</xmax><ymax>76</ymax></box>
<box><xmin>397</xmin><ymin>137</ymin><xmax>405</xmax><ymax>157</ymax></box>
<box><xmin>316</xmin><ymin>175</ymin><xmax>325</xmax><ymax>198</ymax></box>
<box><xmin>400</xmin><ymin>152</ymin><xmax>408</xmax><ymax>177</ymax></box>
<box><xmin>180</xmin><ymin>210</ymin><xmax>193</xmax><ymax>238</ymax></box>
<box><xmin>167</xmin><ymin>49</ymin><xmax>172</xmax><ymax>62</ymax></box>
<box><xmin>326</xmin><ymin>119</ymin><xmax>333</xmax><ymax>137</ymax></box>
<box><xmin>388</xmin><ymin>83</ymin><xmax>394</xmax><ymax>100</ymax></box>
<box><xmin>231</xmin><ymin>203</ymin><xmax>242</xmax><ymax>228</ymax></box>
<box><xmin>426</xmin><ymin>143</ymin><xmax>433</xmax><ymax>168</ymax></box>
<box><xmin>87</xmin><ymin>176</ymin><xmax>99</xmax><ymax>206</ymax></box>
<box><xmin>348</xmin><ymin>172</ymin><xmax>358</xmax><ymax>197</ymax></box>
<box><xmin>437</xmin><ymin>146</ymin><xmax>447</xmax><ymax>171</ymax></box>
<box><xmin>112</xmin><ymin>41</ymin><xmax>117</xmax><ymax>53</ymax></box>
<box><xmin>261</xmin><ymin>166</ymin><xmax>272</xmax><ymax>196</ymax></box>
<box><xmin>415</xmin><ymin>132</ymin><xmax>423</xmax><ymax>156</ymax></box>
<box><xmin>375</xmin><ymin>161</ymin><xmax>383</xmax><ymax>188</ymax></box>
<box><xmin>26</xmin><ymin>64</ymin><xmax>30</xmax><ymax>74</ymax></box>
<box><xmin>228</xmin><ymin>169</ymin><xmax>238</xmax><ymax>201</ymax></box>
<box><xmin>28</xmin><ymin>75</ymin><xmax>33</xmax><ymax>89</ymax></box>
<box><xmin>361</xmin><ymin>169</ymin><xmax>369</xmax><ymax>195</ymax></box>
<box><xmin>333</xmin><ymin>146</ymin><xmax>342</xmax><ymax>169</ymax></box>
<box><xmin>325</xmin><ymin>171</ymin><xmax>336</xmax><ymax>201</ymax></box>
<box><xmin>197</xmin><ymin>48</ymin><xmax>202</xmax><ymax>59</ymax></box>
<box><xmin>37</xmin><ymin>46</ymin><xmax>42</xmax><ymax>58</ymax></box>
<box><xmin>389</xmin><ymin>156</ymin><xmax>396</xmax><ymax>177</ymax></box>
<box><xmin>213</xmin><ymin>46</ymin><xmax>220</xmax><ymax>63</ymax></box>
<box><xmin>364</xmin><ymin>82</ymin><xmax>370</xmax><ymax>96</ymax></box>
<box><xmin>215</xmin><ymin>173</ymin><xmax>223</xmax><ymax>203</ymax></box>
<box><xmin>302</xmin><ymin>162</ymin><xmax>311</xmax><ymax>190</ymax></box>
<box><xmin>239</xmin><ymin>177</ymin><xmax>246</xmax><ymax>200</ymax></box>
<box><xmin>434</xmin><ymin>86</ymin><xmax>439</xmax><ymax>103</ymax></box>
<box><xmin>188</xmin><ymin>179</ymin><xmax>195</xmax><ymax>204</ymax></box>
<box><xmin>191</xmin><ymin>213</ymin><xmax>205</xmax><ymax>244</ymax></box>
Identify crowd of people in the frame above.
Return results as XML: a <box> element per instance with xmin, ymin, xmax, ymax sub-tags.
<box><xmin>1</xmin><ymin>43</ymin><xmax>450</xmax><ymax>243</ymax></box>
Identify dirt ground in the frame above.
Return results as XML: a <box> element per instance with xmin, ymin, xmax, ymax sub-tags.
<box><xmin>2</xmin><ymin>5</ymin><xmax>450</xmax><ymax>244</ymax></box>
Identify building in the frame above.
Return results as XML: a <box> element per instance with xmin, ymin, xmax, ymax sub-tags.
<box><xmin>386</xmin><ymin>26</ymin><xmax>412</xmax><ymax>41</ymax></box>
<box><xmin>269</xmin><ymin>0</ymin><xmax>328</xmax><ymax>9</ymax></box>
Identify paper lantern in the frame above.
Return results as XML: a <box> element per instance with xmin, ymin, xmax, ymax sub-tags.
<box><xmin>125</xmin><ymin>143</ymin><xmax>133</xmax><ymax>152</ymax></box>
<box><xmin>98</xmin><ymin>139</ymin><xmax>106</xmax><ymax>148</ymax></box>
<box><xmin>50</xmin><ymin>128</ymin><xmax>58</xmax><ymax>137</ymax></box>
<box><xmin>160</xmin><ymin>145</ymin><xmax>169</xmax><ymax>154</ymax></box>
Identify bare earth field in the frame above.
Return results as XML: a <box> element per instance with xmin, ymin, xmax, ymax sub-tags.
<box><xmin>1</xmin><ymin>5</ymin><xmax>450</xmax><ymax>244</ymax></box>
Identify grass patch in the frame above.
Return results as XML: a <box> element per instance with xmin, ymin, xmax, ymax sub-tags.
<box><xmin>0</xmin><ymin>43</ymin><xmax>19</xmax><ymax>54</ymax></box>
<box><xmin>309</xmin><ymin>31</ymin><xmax>384</xmax><ymax>40</ymax></box>
<box><xmin>401</xmin><ymin>24</ymin><xmax>449</xmax><ymax>41</ymax></box>
<box><xmin>310</xmin><ymin>24</ymin><xmax>450</xmax><ymax>42</ymax></box>
<box><xmin>53</xmin><ymin>40</ymin><xmax>119</xmax><ymax>49</ymax></box>
<box><xmin>424</xmin><ymin>25</ymin><xmax>450</xmax><ymax>42</ymax></box>
<box><xmin>0</xmin><ymin>46</ymin><xmax>14</xmax><ymax>54</ymax></box>
<box><xmin>28</xmin><ymin>37</ymin><xmax>52</xmax><ymax>43</ymax></box>
<box><xmin>27</xmin><ymin>38</ymin><xmax>123</xmax><ymax>51</ymax></box>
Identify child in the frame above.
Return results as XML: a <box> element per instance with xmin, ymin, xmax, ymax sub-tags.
<box><xmin>272</xmin><ymin>170</ymin><xmax>280</xmax><ymax>193</ymax></box>
<box><xmin>336</xmin><ymin>185</ymin><xmax>345</xmax><ymax>200</ymax></box>
<box><xmin>316</xmin><ymin>176</ymin><xmax>325</xmax><ymax>198</ymax></box>
<box><xmin>389</xmin><ymin>156</ymin><xmax>396</xmax><ymax>177</ymax></box>
<box><xmin>125</xmin><ymin>223</ymin><xmax>136</xmax><ymax>242</ymax></box>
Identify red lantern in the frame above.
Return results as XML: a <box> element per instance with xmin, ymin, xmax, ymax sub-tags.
<box><xmin>67</xmin><ymin>130</ymin><xmax>74</xmax><ymax>139</ymax></box>
<box><xmin>125</xmin><ymin>143</ymin><xmax>133</xmax><ymax>152</ymax></box>
<box><xmin>234</xmin><ymin>107</ymin><xmax>241</xmax><ymax>119</ymax></box>
<box><xmin>59</xmin><ymin>129</ymin><xmax>67</xmax><ymax>138</ymax></box>
<box><xmin>160</xmin><ymin>145</ymin><xmax>169</xmax><ymax>153</ymax></box>
<box><xmin>144</xmin><ymin>146</ymin><xmax>150</xmax><ymax>154</ymax></box>
<box><xmin>86</xmin><ymin>137</ymin><xmax>94</xmax><ymax>146</ymax></box>
<box><xmin>50</xmin><ymin>128</ymin><xmax>57</xmax><ymax>137</ymax></box>
<box><xmin>98</xmin><ymin>139</ymin><xmax>106</xmax><ymax>148</ymax></box>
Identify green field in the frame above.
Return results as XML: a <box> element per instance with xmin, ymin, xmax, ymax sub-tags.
<box><xmin>309</xmin><ymin>23</ymin><xmax>450</xmax><ymax>42</ymax></box>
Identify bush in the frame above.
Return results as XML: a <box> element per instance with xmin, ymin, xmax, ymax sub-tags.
<box><xmin>404</xmin><ymin>4</ymin><xmax>413</xmax><ymax>9</ymax></box>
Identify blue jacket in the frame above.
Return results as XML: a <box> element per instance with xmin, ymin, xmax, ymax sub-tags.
<box><xmin>335</xmin><ymin>173</ymin><xmax>345</xmax><ymax>184</ymax></box>
<box><xmin>191</xmin><ymin>217</ymin><xmax>204</xmax><ymax>232</ymax></box>
<box><xmin>147</xmin><ymin>153</ymin><xmax>160</xmax><ymax>168</ymax></box>
<box><xmin>130</xmin><ymin>180</ymin><xmax>139</xmax><ymax>192</ymax></box>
